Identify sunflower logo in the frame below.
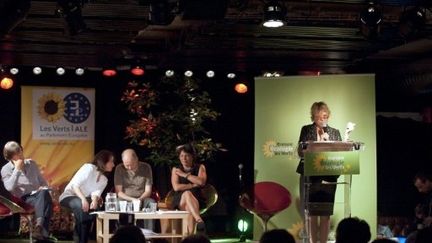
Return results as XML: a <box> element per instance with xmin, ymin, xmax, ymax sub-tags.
<box><xmin>38</xmin><ymin>93</ymin><xmax>65</xmax><ymax>122</ymax></box>
<box><xmin>343</xmin><ymin>163</ymin><xmax>352</xmax><ymax>173</ymax></box>
<box><xmin>288</xmin><ymin>221</ymin><xmax>304</xmax><ymax>240</ymax></box>
<box><xmin>263</xmin><ymin>140</ymin><xmax>277</xmax><ymax>157</ymax></box>
<box><xmin>313</xmin><ymin>154</ymin><xmax>326</xmax><ymax>172</ymax></box>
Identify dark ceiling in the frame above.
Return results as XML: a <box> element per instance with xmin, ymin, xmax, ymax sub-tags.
<box><xmin>0</xmin><ymin>0</ymin><xmax>431</xmax><ymax>73</ymax></box>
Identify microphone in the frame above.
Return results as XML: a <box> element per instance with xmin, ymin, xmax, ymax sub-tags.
<box><xmin>322</xmin><ymin>122</ymin><xmax>329</xmax><ymax>133</ymax></box>
<box><xmin>238</xmin><ymin>163</ymin><xmax>243</xmax><ymax>182</ymax></box>
<box><xmin>322</xmin><ymin>122</ymin><xmax>329</xmax><ymax>141</ymax></box>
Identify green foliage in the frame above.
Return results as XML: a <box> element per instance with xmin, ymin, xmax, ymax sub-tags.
<box><xmin>121</xmin><ymin>75</ymin><xmax>223</xmax><ymax>165</ymax></box>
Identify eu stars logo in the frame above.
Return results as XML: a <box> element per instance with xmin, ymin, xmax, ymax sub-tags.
<box><xmin>64</xmin><ymin>93</ymin><xmax>91</xmax><ymax>124</ymax></box>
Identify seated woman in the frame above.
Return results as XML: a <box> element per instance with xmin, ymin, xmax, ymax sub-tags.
<box><xmin>171</xmin><ymin>144</ymin><xmax>207</xmax><ymax>234</ymax></box>
<box><xmin>59</xmin><ymin>150</ymin><xmax>115</xmax><ymax>243</ymax></box>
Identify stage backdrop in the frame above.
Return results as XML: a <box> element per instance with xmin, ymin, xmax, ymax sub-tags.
<box><xmin>254</xmin><ymin>74</ymin><xmax>377</xmax><ymax>240</ymax></box>
<box><xmin>21</xmin><ymin>86</ymin><xmax>95</xmax><ymax>188</ymax></box>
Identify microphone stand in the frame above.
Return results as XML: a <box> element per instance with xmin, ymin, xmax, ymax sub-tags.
<box><xmin>238</xmin><ymin>163</ymin><xmax>247</xmax><ymax>242</ymax></box>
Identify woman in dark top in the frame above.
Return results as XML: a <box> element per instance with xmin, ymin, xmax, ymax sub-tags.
<box><xmin>297</xmin><ymin>101</ymin><xmax>341</xmax><ymax>243</ymax></box>
<box><xmin>171</xmin><ymin>144</ymin><xmax>207</xmax><ymax>234</ymax></box>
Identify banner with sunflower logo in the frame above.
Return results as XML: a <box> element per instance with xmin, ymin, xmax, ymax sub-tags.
<box><xmin>21</xmin><ymin>86</ymin><xmax>95</xmax><ymax>187</ymax></box>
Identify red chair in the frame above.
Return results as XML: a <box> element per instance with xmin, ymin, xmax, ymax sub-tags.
<box><xmin>239</xmin><ymin>181</ymin><xmax>292</xmax><ymax>232</ymax></box>
<box><xmin>0</xmin><ymin>196</ymin><xmax>14</xmax><ymax>219</ymax></box>
<box><xmin>0</xmin><ymin>195</ymin><xmax>34</xmax><ymax>241</ymax></box>
<box><xmin>7</xmin><ymin>195</ymin><xmax>36</xmax><ymax>242</ymax></box>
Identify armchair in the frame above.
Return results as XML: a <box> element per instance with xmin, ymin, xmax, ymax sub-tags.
<box><xmin>239</xmin><ymin>181</ymin><xmax>292</xmax><ymax>232</ymax></box>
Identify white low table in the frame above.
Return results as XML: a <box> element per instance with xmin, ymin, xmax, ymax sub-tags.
<box><xmin>94</xmin><ymin>210</ymin><xmax>190</xmax><ymax>243</ymax></box>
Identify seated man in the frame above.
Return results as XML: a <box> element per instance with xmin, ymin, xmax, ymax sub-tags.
<box><xmin>114</xmin><ymin>149</ymin><xmax>155</xmax><ymax>230</ymax></box>
<box><xmin>1</xmin><ymin>141</ymin><xmax>53</xmax><ymax>240</ymax></box>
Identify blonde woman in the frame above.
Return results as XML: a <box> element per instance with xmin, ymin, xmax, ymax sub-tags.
<box><xmin>297</xmin><ymin>102</ymin><xmax>341</xmax><ymax>243</ymax></box>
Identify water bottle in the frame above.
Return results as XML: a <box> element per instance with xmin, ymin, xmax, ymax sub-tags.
<box><xmin>105</xmin><ymin>192</ymin><xmax>117</xmax><ymax>212</ymax></box>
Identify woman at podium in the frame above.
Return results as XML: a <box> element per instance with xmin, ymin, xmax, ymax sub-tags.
<box><xmin>296</xmin><ymin>101</ymin><xmax>341</xmax><ymax>243</ymax></box>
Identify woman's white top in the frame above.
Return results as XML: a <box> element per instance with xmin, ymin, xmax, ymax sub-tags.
<box><xmin>59</xmin><ymin>163</ymin><xmax>108</xmax><ymax>202</ymax></box>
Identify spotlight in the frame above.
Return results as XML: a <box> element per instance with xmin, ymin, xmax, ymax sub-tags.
<box><xmin>33</xmin><ymin>67</ymin><xmax>42</xmax><ymax>75</ymax></box>
<box><xmin>9</xmin><ymin>68</ymin><xmax>19</xmax><ymax>75</ymax></box>
<box><xmin>1</xmin><ymin>77</ymin><xmax>14</xmax><ymax>90</ymax></box>
<box><xmin>263</xmin><ymin>0</ymin><xmax>286</xmax><ymax>28</ymax></box>
<box><xmin>237</xmin><ymin>219</ymin><xmax>249</xmax><ymax>242</ymax></box>
<box><xmin>102</xmin><ymin>68</ymin><xmax>117</xmax><ymax>77</ymax></box>
<box><xmin>184</xmin><ymin>70</ymin><xmax>193</xmax><ymax>77</ymax></box>
<box><xmin>56</xmin><ymin>0</ymin><xmax>86</xmax><ymax>36</ymax></box>
<box><xmin>0</xmin><ymin>0</ymin><xmax>31</xmax><ymax>36</ymax></box>
<box><xmin>263</xmin><ymin>71</ymin><xmax>283</xmax><ymax>77</ymax></box>
<box><xmin>234</xmin><ymin>83</ymin><xmax>248</xmax><ymax>94</ymax></box>
<box><xmin>131</xmin><ymin>66</ymin><xmax>145</xmax><ymax>76</ymax></box>
<box><xmin>206</xmin><ymin>70</ymin><xmax>215</xmax><ymax>78</ymax></box>
<box><xmin>165</xmin><ymin>69</ymin><xmax>175</xmax><ymax>77</ymax></box>
<box><xmin>263</xmin><ymin>72</ymin><xmax>272</xmax><ymax>77</ymax></box>
<box><xmin>359</xmin><ymin>1</ymin><xmax>382</xmax><ymax>39</ymax></box>
<box><xmin>56</xmin><ymin>67</ymin><xmax>65</xmax><ymax>75</ymax></box>
<box><xmin>149</xmin><ymin>0</ymin><xmax>177</xmax><ymax>25</ymax></box>
<box><xmin>75</xmin><ymin>68</ymin><xmax>85</xmax><ymax>76</ymax></box>
<box><xmin>227</xmin><ymin>73</ymin><xmax>236</xmax><ymax>79</ymax></box>
<box><xmin>399</xmin><ymin>6</ymin><xmax>427</xmax><ymax>39</ymax></box>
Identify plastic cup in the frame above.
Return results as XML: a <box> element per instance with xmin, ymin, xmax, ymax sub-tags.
<box><xmin>149</xmin><ymin>202</ymin><xmax>157</xmax><ymax>212</ymax></box>
<box><xmin>119</xmin><ymin>200</ymin><xmax>127</xmax><ymax>212</ymax></box>
<box><xmin>132</xmin><ymin>200</ymin><xmax>141</xmax><ymax>212</ymax></box>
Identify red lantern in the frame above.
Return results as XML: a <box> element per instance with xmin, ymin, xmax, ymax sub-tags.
<box><xmin>234</xmin><ymin>83</ymin><xmax>248</xmax><ymax>94</ymax></box>
<box><xmin>131</xmin><ymin>66</ymin><xmax>145</xmax><ymax>76</ymax></box>
<box><xmin>0</xmin><ymin>77</ymin><xmax>14</xmax><ymax>90</ymax></box>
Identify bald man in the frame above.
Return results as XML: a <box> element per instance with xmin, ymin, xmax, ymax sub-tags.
<box><xmin>114</xmin><ymin>149</ymin><xmax>155</xmax><ymax>230</ymax></box>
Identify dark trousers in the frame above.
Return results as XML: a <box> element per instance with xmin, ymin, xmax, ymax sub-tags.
<box><xmin>22</xmin><ymin>189</ymin><xmax>53</xmax><ymax>237</ymax></box>
<box><xmin>60</xmin><ymin>196</ymin><xmax>95</xmax><ymax>243</ymax></box>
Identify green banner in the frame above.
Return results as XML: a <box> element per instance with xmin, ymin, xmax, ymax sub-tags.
<box><xmin>304</xmin><ymin>151</ymin><xmax>360</xmax><ymax>176</ymax></box>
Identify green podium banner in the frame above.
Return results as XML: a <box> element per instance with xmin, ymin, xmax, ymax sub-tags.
<box><xmin>304</xmin><ymin>151</ymin><xmax>360</xmax><ymax>176</ymax></box>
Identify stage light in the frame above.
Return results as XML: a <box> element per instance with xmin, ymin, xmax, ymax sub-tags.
<box><xmin>102</xmin><ymin>68</ymin><xmax>117</xmax><ymax>77</ymax></box>
<box><xmin>56</xmin><ymin>0</ymin><xmax>86</xmax><ymax>36</ymax></box>
<box><xmin>399</xmin><ymin>6</ymin><xmax>427</xmax><ymax>39</ymax></box>
<box><xmin>359</xmin><ymin>1</ymin><xmax>382</xmax><ymax>39</ymax></box>
<box><xmin>75</xmin><ymin>68</ymin><xmax>85</xmax><ymax>76</ymax></box>
<box><xmin>131</xmin><ymin>66</ymin><xmax>145</xmax><ymax>76</ymax></box>
<box><xmin>184</xmin><ymin>70</ymin><xmax>193</xmax><ymax>77</ymax></box>
<box><xmin>235</xmin><ymin>83</ymin><xmax>248</xmax><ymax>94</ymax></box>
<box><xmin>206</xmin><ymin>70</ymin><xmax>215</xmax><ymax>78</ymax></box>
<box><xmin>227</xmin><ymin>73</ymin><xmax>236</xmax><ymax>79</ymax></box>
<box><xmin>1</xmin><ymin>77</ymin><xmax>14</xmax><ymax>90</ymax></box>
<box><xmin>148</xmin><ymin>0</ymin><xmax>177</xmax><ymax>25</ymax></box>
<box><xmin>33</xmin><ymin>67</ymin><xmax>42</xmax><ymax>75</ymax></box>
<box><xmin>237</xmin><ymin>219</ymin><xmax>248</xmax><ymax>232</ymax></box>
<box><xmin>9</xmin><ymin>68</ymin><xmax>19</xmax><ymax>75</ymax></box>
<box><xmin>165</xmin><ymin>69</ymin><xmax>175</xmax><ymax>77</ymax></box>
<box><xmin>263</xmin><ymin>0</ymin><xmax>286</xmax><ymax>28</ymax></box>
<box><xmin>56</xmin><ymin>67</ymin><xmax>65</xmax><ymax>75</ymax></box>
<box><xmin>263</xmin><ymin>71</ymin><xmax>283</xmax><ymax>77</ymax></box>
<box><xmin>237</xmin><ymin>219</ymin><xmax>249</xmax><ymax>242</ymax></box>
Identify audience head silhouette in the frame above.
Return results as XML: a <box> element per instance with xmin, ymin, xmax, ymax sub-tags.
<box><xmin>336</xmin><ymin>217</ymin><xmax>371</xmax><ymax>243</ymax></box>
<box><xmin>181</xmin><ymin>234</ymin><xmax>211</xmax><ymax>243</ymax></box>
<box><xmin>109</xmin><ymin>225</ymin><xmax>146</xmax><ymax>243</ymax></box>
<box><xmin>259</xmin><ymin>229</ymin><xmax>295</xmax><ymax>243</ymax></box>
<box><xmin>415</xmin><ymin>227</ymin><xmax>432</xmax><ymax>243</ymax></box>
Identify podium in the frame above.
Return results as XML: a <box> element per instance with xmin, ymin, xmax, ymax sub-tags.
<box><xmin>301</xmin><ymin>141</ymin><xmax>362</xmax><ymax>243</ymax></box>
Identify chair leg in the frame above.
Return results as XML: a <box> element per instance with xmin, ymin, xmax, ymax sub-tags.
<box><xmin>27</xmin><ymin>215</ymin><xmax>33</xmax><ymax>243</ymax></box>
<box><xmin>18</xmin><ymin>214</ymin><xmax>33</xmax><ymax>242</ymax></box>
<box><xmin>263</xmin><ymin>218</ymin><xmax>268</xmax><ymax>232</ymax></box>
